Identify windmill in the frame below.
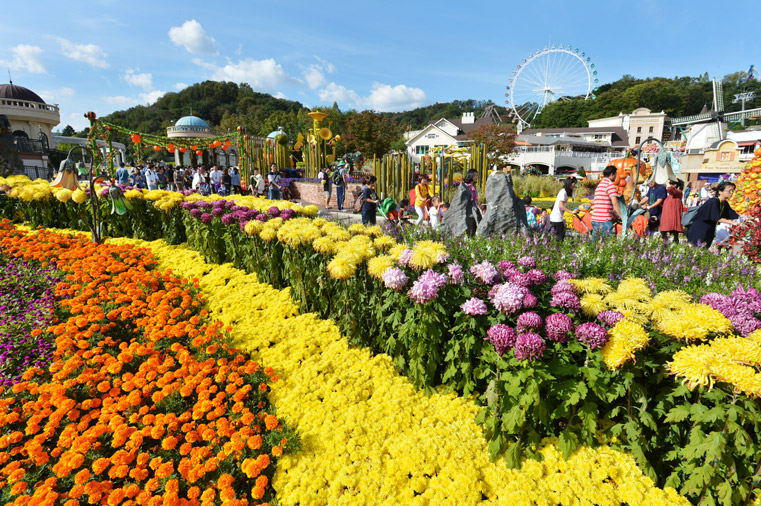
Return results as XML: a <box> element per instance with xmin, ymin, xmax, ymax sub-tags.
<box><xmin>671</xmin><ymin>78</ymin><xmax>761</xmax><ymax>144</ymax></box>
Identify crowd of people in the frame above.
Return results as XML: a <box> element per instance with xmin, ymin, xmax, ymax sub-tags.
<box><xmin>542</xmin><ymin>165</ymin><xmax>741</xmax><ymax>248</ymax></box>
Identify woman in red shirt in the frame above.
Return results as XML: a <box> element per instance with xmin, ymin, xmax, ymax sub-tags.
<box><xmin>659</xmin><ymin>179</ymin><xmax>684</xmax><ymax>243</ymax></box>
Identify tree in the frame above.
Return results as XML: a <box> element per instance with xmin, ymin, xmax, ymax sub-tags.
<box><xmin>61</xmin><ymin>125</ymin><xmax>76</xmax><ymax>137</ymax></box>
<box><xmin>469</xmin><ymin>123</ymin><xmax>517</xmax><ymax>169</ymax></box>
<box><xmin>343</xmin><ymin>110</ymin><xmax>401</xmax><ymax>157</ymax></box>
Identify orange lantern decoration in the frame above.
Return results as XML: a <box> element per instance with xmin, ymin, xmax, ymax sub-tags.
<box><xmin>179</xmin><ymin>147</ymin><xmax>187</xmax><ymax>153</ymax></box>
<box><xmin>190</xmin><ymin>145</ymin><xmax>198</xmax><ymax>151</ymax></box>
<box><xmin>211</xmin><ymin>140</ymin><xmax>221</xmax><ymax>148</ymax></box>
<box><xmin>166</xmin><ymin>143</ymin><xmax>175</xmax><ymax>150</ymax></box>
<box><xmin>224</xmin><ymin>138</ymin><xmax>231</xmax><ymax>146</ymax></box>
<box><xmin>221</xmin><ymin>145</ymin><xmax>229</xmax><ymax>150</ymax></box>
<box><xmin>130</xmin><ymin>134</ymin><xmax>141</xmax><ymax>144</ymax></box>
<box><xmin>195</xmin><ymin>150</ymin><xmax>203</xmax><ymax>156</ymax></box>
<box><xmin>167</xmin><ymin>147</ymin><xmax>175</xmax><ymax>154</ymax></box>
<box><xmin>153</xmin><ymin>145</ymin><xmax>162</xmax><ymax>152</ymax></box>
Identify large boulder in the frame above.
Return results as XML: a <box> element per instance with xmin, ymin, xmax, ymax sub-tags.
<box><xmin>476</xmin><ymin>172</ymin><xmax>529</xmax><ymax>237</ymax></box>
<box><xmin>0</xmin><ymin>115</ymin><xmax>23</xmax><ymax>178</ymax></box>
<box><xmin>441</xmin><ymin>183</ymin><xmax>478</xmax><ymax>237</ymax></box>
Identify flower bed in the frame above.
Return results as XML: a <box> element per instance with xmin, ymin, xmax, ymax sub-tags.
<box><xmin>0</xmin><ymin>256</ymin><xmax>60</xmax><ymax>386</ymax></box>
<box><xmin>3</xmin><ymin>177</ymin><xmax>761</xmax><ymax>504</ymax></box>
<box><xmin>0</xmin><ymin>223</ymin><xmax>294</xmax><ymax>506</ymax></box>
<box><xmin>102</xmin><ymin>233</ymin><xmax>688</xmax><ymax>505</ymax></box>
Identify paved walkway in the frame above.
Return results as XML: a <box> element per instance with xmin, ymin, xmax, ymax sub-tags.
<box><xmin>292</xmin><ymin>201</ymin><xmax>390</xmax><ymax>225</ymax></box>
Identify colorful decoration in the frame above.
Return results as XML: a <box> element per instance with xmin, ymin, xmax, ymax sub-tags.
<box><xmin>196</xmin><ymin>150</ymin><xmax>203</xmax><ymax>156</ymax></box>
<box><xmin>153</xmin><ymin>145</ymin><xmax>162</xmax><ymax>152</ymax></box>
<box><xmin>130</xmin><ymin>134</ymin><xmax>141</xmax><ymax>144</ymax></box>
<box><xmin>729</xmin><ymin>146</ymin><xmax>761</xmax><ymax>215</ymax></box>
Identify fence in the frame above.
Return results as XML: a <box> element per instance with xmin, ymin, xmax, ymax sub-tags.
<box><xmin>14</xmin><ymin>165</ymin><xmax>53</xmax><ymax>181</ymax></box>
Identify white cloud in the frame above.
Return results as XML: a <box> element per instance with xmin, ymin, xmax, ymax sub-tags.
<box><xmin>54</xmin><ymin>37</ymin><xmax>109</xmax><ymax>69</ymax></box>
<box><xmin>317</xmin><ymin>82</ymin><xmax>428</xmax><ymax>111</ymax></box>
<box><xmin>168</xmin><ymin>20</ymin><xmax>219</xmax><ymax>54</ymax></box>
<box><xmin>140</xmin><ymin>90</ymin><xmax>165</xmax><ymax>104</ymax></box>
<box><xmin>123</xmin><ymin>68</ymin><xmax>153</xmax><ymax>90</ymax></box>
<box><xmin>0</xmin><ymin>44</ymin><xmax>46</xmax><ymax>74</ymax></box>
<box><xmin>274</xmin><ymin>92</ymin><xmax>287</xmax><ymax>99</ymax></box>
<box><xmin>200</xmin><ymin>58</ymin><xmax>298</xmax><ymax>93</ymax></box>
<box><xmin>365</xmin><ymin>83</ymin><xmax>428</xmax><ymax>111</ymax></box>
<box><xmin>39</xmin><ymin>87</ymin><xmax>75</xmax><ymax>102</ymax></box>
<box><xmin>103</xmin><ymin>95</ymin><xmax>137</xmax><ymax>106</ymax></box>
<box><xmin>175</xmin><ymin>82</ymin><xmax>188</xmax><ymax>91</ymax></box>
<box><xmin>300</xmin><ymin>57</ymin><xmax>336</xmax><ymax>90</ymax></box>
<box><xmin>318</xmin><ymin>82</ymin><xmax>360</xmax><ymax>106</ymax></box>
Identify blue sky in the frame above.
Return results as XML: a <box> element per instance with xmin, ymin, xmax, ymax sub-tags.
<box><xmin>1</xmin><ymin>0</ymin><xmax>758</xmax><ymax>131</ymax></box>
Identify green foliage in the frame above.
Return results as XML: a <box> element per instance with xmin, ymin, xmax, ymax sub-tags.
<box><xmin>343</xmin><ymin>111</ymin><xmax>401</xmax><ymax>158</ymax></box>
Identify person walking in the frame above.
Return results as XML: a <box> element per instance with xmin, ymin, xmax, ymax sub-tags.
<box><xmin>251</xmin><ymin>167</ymin><xmax>265</xmax><ymax>196</ymax></box>
<box><xmin>462</xmin><ymin>169</ymin><xmax>480</xmax><ymax>218</ymax></box>
<box><xmin>230</xmin><ymin>167</ymin><xmax>241</xmax><ymax>194</ymax></box>
<box><xmin>549</xmin><ymin>177</ymin><xmax>578</xmax><ymax>241</ymax></box>
<box><xmin>590</xmin><ymin>166</ymin><xmax>621</xmax><ymax>239</ymax></box>
<box><xmin>361</xmin><ymin>176</ymin><xmax>379</xmax><ymax>225</ymax></box>
<box><xmin>640</xmin><ymin>179</ymin><xmax>667</xmax><ymax>235</ymax></box>
<box><xmin>413</xmin><ymin>175</ymin><xmax>431</xmax><ymax>226</ymax></box>
<box><xmin>144</xmin><ymin>164</ymin><xmax>159</xmax><ymax>191</ymax></box>
<box><xmin>333</xmin><ymin>163</ymin><xmax>347</xmax><ymax>211</ymax></box>
<box><xmin>687</xmin><ymin>181</ymin><xmax>740</xmax><ymax>248</ymax></box>
<box><xmin>659</xmin><ymin>179</ymin><xmax>684</xmax><ymax>243</ymax></box>
<box><xmin>173</xmin><ymin>166</ymin><xmax>185</xmax><ymax>192</ymax></box>
<box><xmin>318</xmin><ymin>167</ymin><xmax>333</xmax><ymax>208</ymax></box>
<box><xmin>267</xmin><ymin>164</ymin><xmax>282</xmax><ymax>200</ymax></box>
<box><xmin>115</xmin><ymin>162</ymin><xmax>130</xmax><ymax>185</ymax></box>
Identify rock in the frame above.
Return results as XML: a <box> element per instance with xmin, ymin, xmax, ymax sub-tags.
<box><xmin>0</xmin><ymin>115</ymin><xmax>24</xmax><ymax>178</ymax></box>
<box><xmin>441</xmin><ymin>183</ymin><xmax>478</xmax><ymax>237</ymax></box>
<box><xmin>476</xmin><ymin>172</ymin><xmax>529</xmax><ymax>237</ymax></box>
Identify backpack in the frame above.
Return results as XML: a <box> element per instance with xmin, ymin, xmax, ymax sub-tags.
<box><xmin>332</xmin><ymin>169</ymin><xmax>343</xmax><ymax>186</ymax></box>
<box><xmin>681</xmin><ymin>205</ymin><xmax>700</xmax><ymax>229</ymax></box>
<box><xmin>525</xmin><ymin>207</ymin><xmax>538</xmax><ymax>229</ymax></box>
<box><xmin>353</xmin><ymin>192</ymin><xmax>365</xmax><ymax>213</ymax></box>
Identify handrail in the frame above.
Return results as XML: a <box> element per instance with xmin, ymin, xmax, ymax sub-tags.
<box><xmin>0</xmin><ymin>98</ymin><xmax>59</xmax><ymax>113</ymax></box>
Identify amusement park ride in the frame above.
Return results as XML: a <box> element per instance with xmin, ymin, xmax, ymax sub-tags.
<box><xmin>504</xmin><ymin>45</ymin><xmax>599</xmax><ymax>132</ymax></box>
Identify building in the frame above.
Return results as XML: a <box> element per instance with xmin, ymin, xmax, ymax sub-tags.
<box><xmin>679</xmin><ymin>129</ymin><xmax>761</xmax><ymax>182</ymax></box>
<box><xmin>507</xmin><ymin>127</ymin><xmax>629</xmax><ymax>176</ymax></box>
<box><xmin>167</xmin><ymin>115</ymin><xmax>238</xmax><ymax>167</ymax></box>
<box><xmin>587</xmin><ymin>108</ymin><xmax>668</xmax><ymax>148</ymax></box>
<box><xmin>0</xmin><ymin>82</ymin><xmax>60</xmax><ymax>171</ymax></box>
<box><xmin>405</xmin><ymin>112</ymin><xmax>499</xmax><ymax>163</ymax></box>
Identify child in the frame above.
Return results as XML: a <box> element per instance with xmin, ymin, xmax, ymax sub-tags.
<box><xmin>429</xmin><ymin>196</ymin><xmax>442</xmax><ymax>229</ymax></box>
<box><xmin>413</xmin><ymin>175</ymin><xmax>431</xmax><ymax>226</ymax></box>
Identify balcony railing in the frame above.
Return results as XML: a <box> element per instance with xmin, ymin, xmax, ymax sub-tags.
<box><xmin>14</xmin><ymin>165</ymin><xmax>54</xmax><ymax>181</ymax></box>
<box><xmin>0</xmin><ymin>98</ymin><xmax>59</xmax><ymax>113</ymax></box>
<box><xmin>13</xmin><ymin>137</ymin><xmax>47</xmax><ymax>153</ymax></box>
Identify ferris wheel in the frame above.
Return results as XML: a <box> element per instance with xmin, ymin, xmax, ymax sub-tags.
<box><xmin>505</xmin><ymin>45</ymin><xmax>599</xmax><ymax>131</ymax></box>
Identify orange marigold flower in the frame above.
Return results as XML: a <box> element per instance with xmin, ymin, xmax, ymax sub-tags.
<box><xmin>74</xmin><ymin>469</ymin><xmax>91</xmax><ymax>485</ymax></box>
<box><xmin>264</xmin><ymin>415</ymin><xmax>278</xmax><ymax>430</ymax></box>
<box><xmin>272</xmin><ymin>446</ymin><xmax>283</xmax><ymax>457</ymax></box>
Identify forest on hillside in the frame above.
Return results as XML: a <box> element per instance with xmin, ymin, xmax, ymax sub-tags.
<box><xmin>62</xmin><ymin>70</ymin><xmax>761</xmax><ymax>145</ymax></box>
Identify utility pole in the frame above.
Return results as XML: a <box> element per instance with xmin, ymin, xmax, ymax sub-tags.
<box><xmin>733</xmin><ymin>92</ymin><xmax>756</xmax><ymax>127</ymax></box>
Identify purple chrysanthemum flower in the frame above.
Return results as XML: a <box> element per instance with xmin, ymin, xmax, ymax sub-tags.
<box><xmin>490</xmin><ymin>283</ymin><xmax>525</xmax><ymax>315</ymax></box>
<box><xmin>461</xmin><ymin>297</ymin><xmax>488</xmax><ymax>316</ymax></box>
<box><xmin>447</xmin><ymin>263</ymin><xmax>464</xmax><ymax>285</ymax></box>
<box><xmin>575</xmin><ymin>322</ymin><xmax>609</xmax><ymax>350</ymax></box>
<box><xmin>221</xmin><ymin>214</ymin><xmax>236</xmax><ymax>226</ymax></box>
<box><xmin>267</xmin><ymin>206</ymin><xmax>281</xmax><ymax>216</ymax></box>
<box><xmin>470</xmin><ymin>261</ymin><xmax>499</xmax><ymax>285</ymax></box>
<box><xmin>509</xmin><ymin>272</ymin><xmax>533</xmax><ymax>288</ymax></box>
<box><xmin>517</xmin><ymin>256</ymin><xmax>536</xmax><ymax>270</ymax></box>
<box><xmin>554</xmin><ymin>270</ymin><xmax>575</xmax><ymax>281</ymax></box>
<box><xmin>397</xmin><ymin>248</ymin><xmax>413</xmax><ymax>267</ymax></box>
<box><xmin>551</xmin><ymin>280</ymin><xmax>577</xmax><ymax>296</ymax></box>
<box><xmin>200</xmin><ymin>213</ymin><xmax>213</xmax><ymax>225</ymax></box>
<box><xmin>516</xmin><ymin>312</ymin><xmax>543</xmax><ymax>333</ymax></box>
<box><xmin>197</xmin><ymin>201</ymin><xmax>213</xmax><ymax>209</ymax></box>
<box><xmin>182</xmin><ymin>202</ymin><xmax>197</xmax><ymax>210</ymax></box>
<box><xmin>731</xmin><ymin>285</ymin><xmax>761</xmax><ymax>313</ymax></box>
<box><xmin>225</xmin><ymin>200</ymin><xmax>235</xmax><ymax>209</ymax></box>
<box><xmin>597</xmin><ymin>310</ymin><xmax>625</xmax><ymax>327</ymax></box>
<box><xmin>523</xmin><ymin>293</ymin><xmax>538</xmax><ymax>308</ymax></box>
<box><xmin>256</xmin><ymin>213</ymin><xmax>269</xmax><ymax>222</ymax></box>
<box><xmin>514</xmin><ymin>332</ymin><xmax>546</xmax><ymax>361</ymax></box>
<box><xmin>211</xmin><ymin>207</ymin><xmax>225</xmax><ymax>217</ymax></box>
<box><xmin>382</xmin><ymin>267</ymin><xmax>409</xmax><ymax>291</ymax></box>
<box><xmin>526</xmin><ymin>269</ymin><xmax>547</xmax><ymax>285</ymax></box>
<box><xmin>407</xmin><ymin>269</ymin><xmax>448</xmax><ymax>304</ymax></box>
<box><xmin>485</xmin><ymin>324</ymin><xmax>518</xmax><ymax>355</ymax></box>
<box><xmin>550</xmin><ymin>291</ymin><xmax>581</xmax><ymax>313</ymax></box>
<box><xmin>545</xmin><ymin>313</ymin><xmax>574</xmax><ymax>343</ymax></box>
<box><xmin>729</xmin><ymin>314</ymin><xmax>761</xmax><ymax>337</ymax></box>
<box><xmin>497</xmin><ymin>260</ymin><xmax>515</xmax><ymax>273</ymax></box>
<box><xmin>189</xmin><ymin>208</ymin><xmax>203</xmax><ymax>218</ymax></box>
<box><xmin>213</xmin><ymin>199</ymin><xmax>227</xmax><ymax>208</ymax></box>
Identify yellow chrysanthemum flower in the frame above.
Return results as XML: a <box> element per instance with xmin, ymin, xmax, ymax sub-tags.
<box><xmin>373</xmin><ymin>235</ymin><xmax>397</xmax><ymax>252</ymax></box>
<box><xmin>367</xmin><ymin>255</ymin><xmax>395</xmax><ymax>279</ymax></box>
<box><xmin>601</xmin><ymin>319</ymin><xmax>649</xmax><ymax>369</ymax></box>
<box><xmin>648</xmin><ymin>290</ymin><xmax>691</xmax><ymax>323</ymax></box>
<box><xmin>409</xmin><ymin>240</ymin><xmax>447</xmax><ymax>271</ymax></box>
<box><xmin>71</xmin><ymin>189</ymin><xmax>87</xmax><ymax>204</ymax></box>
<box><xmin>570</xmin><ymin>278</ymin><xmax>613</xmax><ymax>295</ymax></box>
<box><xmin>658</xmin><ymin>303</ymin><xmax>732</xmax><ymax>342</ymax></box>
<box><xmin>668</xmin><ymin>344</ymin><xmax>718</xmax><ymax>390</ymax></box>
<box><xmin>312</xmin><ymin>237</ymin><xmax>337</xmax><ymax>255</ymax></box>
<box><xmin>55</xmin><ymin>188</ymin><xmax>73</xmax><ymax>203</ymax></box>
<box><xmin>580</xmin><ymin>293</ymin><xmax>607</xmax><ymax>317</ymax></box>
<box><xmin>244</xmin><ymin>221</ymin><xmax>263</xmax><ymax>236</ymax></box>
<box><xmin>327</xmin><ymin>256</ymin><xmax>357</xmax><ymax>280</ymax></box>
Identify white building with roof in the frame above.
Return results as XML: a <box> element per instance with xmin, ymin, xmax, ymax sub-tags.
<box><xmin>587</xmin><ymin>108</ymin><xmax>668</xmax><ymax>148</ymax></box>
<box><xmin>167</xmin><ymin>115</ymin><xmax>238</xmax><ymax>167</ymax></box>
<box><xmin>405</xmin><ymin>112</ymin><xmax>499</xmax><ymax>163</ymax></box>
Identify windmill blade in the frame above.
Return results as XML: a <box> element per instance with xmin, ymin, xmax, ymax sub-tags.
<box><xmin>724</xmin><ymin>108</ymin><xmax>761</xmax><ymax>122</ymax></box>
<box><xmin>713</xmin><ymin>78</ymin><xmax>725</xmax><ymax>113</ymax></box>
<box><xmin>671</xmin><ymin>112</ymin><xmax>713</xmax><ymax>126</ymax></box>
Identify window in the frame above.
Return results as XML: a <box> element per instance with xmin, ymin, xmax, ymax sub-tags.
<box><xmin>415</xmin><ymin>145</ymin><xmax>429</xmax><ymax>155</ymax></box>
<box><xmin>718</xmin><ymin>151</ymin><xmax>734</xmax><ymax>161</ymax></box>
<box><xmin>649</xmin><ymin>126</ymin><xmax>654</xmax><ymax>133</ymax></box>
<box><xmin>637</xmin><ymin>126</ymin><xmax>642</xmax><ymax>133</ymax></box>
<box><xmin>635</xmin><ymin>136</ymin><xmax>641</xmax><ymax>145</ymax></box>
<box><xmin>426</xmin><ymin>133</ymin><xmax>437</xmax><ymax>139</ymax></box>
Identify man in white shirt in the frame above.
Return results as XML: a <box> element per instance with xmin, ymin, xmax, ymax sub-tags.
<box><xmin>144</xmin><ymin>164</ymin><xmax>159</xmax><ymax>190</ymax></box>
<box><xmin>210</xmin><ymin>166</ymin><xmax>223</xmax><ymax>191</ymax></box>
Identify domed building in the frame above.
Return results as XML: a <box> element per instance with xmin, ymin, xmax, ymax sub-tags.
<box><xmin>0</xmin><ymin>82</ymin><xmax>60</xmax><ymax>174</ymax></box>
<box><xmin>167</xmin><ymin>114</ymin><xmax>238</xmax><ymax>167</ymax></box>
